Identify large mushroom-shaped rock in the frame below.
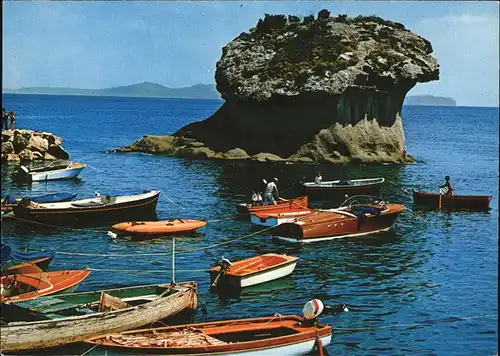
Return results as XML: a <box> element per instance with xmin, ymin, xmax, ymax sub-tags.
<box><xmin>27</xmin><ymin>135</ymin><xmax>49</xmax><ymax>153</ymax></box>
<box><xmin>118</xmin><ymin>12</ymin><xmax>439</xmax><ymax>163</ymax></box>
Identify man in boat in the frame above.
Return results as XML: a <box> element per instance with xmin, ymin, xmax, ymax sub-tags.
<box><xmin>439</xmin><ymin>175</ymin><xmax>454</xmax><ymax>196</ymax></box>
<box><xmin>314</xmin><ymin>172</ymin><xmax>323</xmax><ymax>184</ymax></box>
<box><xmin>263</xmin><ymin>178</ymin><xmax>279</xmax><ymax>205</ymax></box>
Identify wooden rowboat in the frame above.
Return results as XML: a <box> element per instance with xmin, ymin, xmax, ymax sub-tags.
<box><xmin>13</xmin><ymin>190</ymin><xmax>160</xmax><ymax>226</ymax></box>
<box><xmin>20</xmin><ymin>162</ymin><xmax>86</xmax><ymax>182</ymax></box>
<box><xmin>273</xmin><ymin>195</ymin><xmax>405</xmax><ymax>243</ymax></box>
<box><xmin>0</xmin><ymin>269</ymin><xmax>91</xmax><ymax>303</ymax></box>
<box><xmin>110</xmin><ymin>219</ymin><xmax>207</xmax><ymax>239</ymax></box>
<box><xmin>0</xmin><ymin>281</ymin><xmax>198</xmax><ymax>353</ymax></box>
<box><xmin>413</xmin><ymin>190</ymin><xmax>492</xmax><ymax>211</ymax></box>
<box><xmin>208</xmin><ymin>253</ymin><xmax>299</xmax><ymax>289</ymax></box>
<box><xmin>250</xmin><ymin>210</ymin><xmax>315</xmax><ymax>227</ymax></box>
<box><xmin>236</xmin><ymin>196</ymin><xmax>309</xmax><ymax>215</ymax></box>
<box><xmin>86</xmin><ymin>314</ymin><xmax>331</xmax><ymax>355</ymax></box>
<box><xmin>1</xmin><ymin>192</ymin><xmax>78</xmax><ymax>219</ymax></box>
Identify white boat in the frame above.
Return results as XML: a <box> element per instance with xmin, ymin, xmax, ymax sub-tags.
<box><xmin>20</xmin><ymin>162</ymin><xmax>86</xmax><ymax>182</ymax></box>
<box><xmin>208</xmin><ymin>253</ymin><xmax>299</xmax><ymax>289</ymax></box>
<box><xmin>250</xmin><ymin>210</ymin><xmax>314</xmax><ymax>227</ymax></box>
<box><xmin>303</xmin><ymin>177</ymin><xmax>385</xmax><ymax>192</ymax></box>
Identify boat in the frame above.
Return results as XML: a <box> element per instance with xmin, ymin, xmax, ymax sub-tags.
<box><xmin>1</xmin><ymin>192</ymin><xmax>78</xmax><ymax>219</ymax></box>
<box><xmin>19</xmin><ymin>162</ymin><xmax>86</xmax><ymax>182</ymax></box>
<box><xmin>236</xmin><ymin>196</ymin><xmax>309</xmax><ymax>215</ymax></box>
<box><xmin>250</xmin><ymin>210</ymin><xmax>315</xmax><ymax>227</ymax></box>
<box><xmin>0</xmin><ymin>269</ymin><xmax>91</xmax><ymax>303</ymax></box>
<box><xmin>303</xmin><ymin>177</ymin><xmax>385</xmax><ymax>195</ymax></box>
<box><xmin>86</xmin><ymin>300</ymin><xmax>332</xmax><ymax>355</ymax></box>
<box><xmin>12</xmin><ymin>190</ymin><xmax>160</xmax><ymax>226</ymax></box>
<box><xmin>0</xmin><ymin>281</ymin><xmax>198</xmax><ymax>353</ymax></box>
<box><xmin>1</xmin><ymin>243</ymin><xmax>54</xmax><ymax>274</ymax></box>
<box><xmin>208</xmin><ymin>253</ymin><xmax>299</xmax><ymax>289</ymax></box>
<box><xmin>110</xmin><ymin>219</ymin><xmax>207</xmax><ymax>239</ymax></box>
<box><xmin>413</xmin><ymin>190</ymin><xmax>492</xmax><ymax>211</ymax></box>
<box><xmin>272</xmin><ymin>195</ymin><xmax>405</xmax><ymax>243</ymax></box>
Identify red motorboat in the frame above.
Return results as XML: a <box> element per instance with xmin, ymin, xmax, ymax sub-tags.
<box><xmin>236</xmin><ymin>196</ymin><xmax>308</xmax><ymax>215</ymax></box>
<box><xmin>0</xmin><ymin>269</ymin><xmax>91</xmax><ymax>303</ymax></box>
<box><xmin>413</xmin><ymin>190</ymin><xmax>492</xmax><ymax>211</ymax></box>
<box><xmin>272</xmin><ymin>196</ymin><xmax>405</xmax><ymax>243</ymax></box>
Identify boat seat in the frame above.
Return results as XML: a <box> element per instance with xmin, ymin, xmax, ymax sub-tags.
<box><xmin>98</xmin><ymin>292</ymin><xmax>131</xmax><ymax>312</ymax></box>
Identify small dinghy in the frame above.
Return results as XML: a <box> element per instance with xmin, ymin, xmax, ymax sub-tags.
<box><xmin>413</xmin><ymin>190</ymin><xmax>492</xmax><ymax>211</ymax></box>
<box><xmin>236</xmin><ymin>196</ymin><xmax>309</xmax><ymax>215</ymax></box>
<box><xmin>86</xmin><ymin>299</ymin><xmax>332</xmax><ymax>356</ymax></box>
<box><xmin>250</xmin><ymin>210</ymin><xmax>315</xmax><ymax>227</ymax></box>
<box><xmin>19</xmin><ymin>162</ymin><xmax>86</xmax><ymax>182</ymax></box>
<box><xmin>110</xmin><ymin>219</ymin><xmax>207</xmax><ymax>239</ymax></box>
<box><xmin>208</xmin><ymin>253</ymin><xmax>299</xmax><ymax>289</ymax></box>
<box><xmin>1</xmin><ymin>244</ymin><xmax>54</xmax><ymax>275</ymax></box>
<box><xmin>0</xmin><ymin>269</ymin><xmax>91</xmax><ymax>303</ymax></box>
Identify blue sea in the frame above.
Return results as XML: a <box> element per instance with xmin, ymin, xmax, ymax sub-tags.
<box><xmin>1</xmin><ymin>93</ymin><xmax>498</xmax><ymax>355</ymax></box>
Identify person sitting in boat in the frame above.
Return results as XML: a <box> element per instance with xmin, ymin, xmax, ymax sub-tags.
<box><xmin>439</xmin><ymin>176</ymin><xmax>454</xmax><ymax>196</ymax></box>
<box><xmin>314</xmin><ymin>172</ymin><xmax>322</xmax><ymax>185</ymax></box>
<box><xmin>263</xmin><ymin>178</ymin><xmax>279</xmax><ymax>205</ymax></box>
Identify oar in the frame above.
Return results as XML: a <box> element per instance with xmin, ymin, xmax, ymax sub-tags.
<box><xmin>439</xmin><ymin>192</ymin><xmax>442</xmax><ymax>211</ymax></box>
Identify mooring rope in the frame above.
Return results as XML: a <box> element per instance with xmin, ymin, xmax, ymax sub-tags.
<box><xmin>56</xmin><ymin>224</ymin><xmax>276</xmax><ymax>258</ymax></box>
<box><xmin>88</xmin><ymin>267</ymin><xmax>208</xmax><ymax>273</ymax></box>
<box><xmin>162</xmin><ymin>193</ymin><xmax>186</xmax><ymax>210</ymax></box>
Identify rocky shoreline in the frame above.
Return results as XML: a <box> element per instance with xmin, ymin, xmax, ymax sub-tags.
<box><xmin>1</xmin><ymin>129</ymin><xmax>70</xmax><ymax>162</ymax></box>
<box><xmin>114</xmin><ymin>12</ymin><xmax>438</xmax><ymax>164</ymax></box>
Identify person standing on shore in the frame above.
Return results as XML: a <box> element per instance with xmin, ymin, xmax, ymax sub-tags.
<box><xmin>8</xmin><ymin>112</ymin><xmax>16</xmax><ymax>130</ymax></box>
<box><xmin>2</xmin><ymin>108</ymin><xmax>8</xmax><ymax>130</ymax></box>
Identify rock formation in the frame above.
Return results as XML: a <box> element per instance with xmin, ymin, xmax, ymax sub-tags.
<box><xmin>116</xmin><ymin>11</ymin><xmax>439</xmax><ymax>163</ymax></box>
<box><xmin>2</xmin><ymin>129</ymin><xmax>70</xmax><ymax>162</ymax></box>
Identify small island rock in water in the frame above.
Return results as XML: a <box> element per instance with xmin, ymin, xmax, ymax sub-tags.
<box><xmin>116</xmin><ymin>11</ymin><xmax>440</xmax><ymax>164</ymax></box>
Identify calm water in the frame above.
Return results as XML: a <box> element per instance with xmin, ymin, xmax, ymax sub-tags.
<box><xmin>1</xmin><ymin>94</ymin><xmax>498</xmax><ymax>355</ymax></box>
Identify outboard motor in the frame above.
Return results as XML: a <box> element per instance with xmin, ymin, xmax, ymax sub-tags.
<box><xmin>211</xmin><ymin>257</ymin><xmax>233</xmax><ymax>287</ymax></box>
<box><xmin>20</xmin><ymin>166</ymin><xmax>30</xmax><ymax>174</ymax></box>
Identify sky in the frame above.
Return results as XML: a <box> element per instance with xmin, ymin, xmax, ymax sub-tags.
<box><xmin>2</xmin><ymin>1</ymin><xmax>499</xmax><ymax>107</ymax></box>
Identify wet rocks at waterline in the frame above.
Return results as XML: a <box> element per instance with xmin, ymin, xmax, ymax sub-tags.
<box><xmin>2</xmin><ymin>129</ymin><xmax>70</xmax><ymax>162</ymax></box>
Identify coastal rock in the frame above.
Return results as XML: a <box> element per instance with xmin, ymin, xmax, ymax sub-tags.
<box><xmin>1</xmin><ymin>129</ymin><xmax>71</xmax><ymax>162</ymax></box>
<box><xmin>222</xmin><ymin>148</ymin><xmax>249</xmax><ymax>159</ymax></box>
<box><xmin>117</xmin><ymin>12</ymin><xmax>439</xmax><ymax>163</ymax></box>
<box><xmin>251</xmin><ymin>152</ymin><xmax>285</xmax><ymax>162</ymax></box>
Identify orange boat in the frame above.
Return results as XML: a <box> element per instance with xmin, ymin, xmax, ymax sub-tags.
<box><xmin>0</xmin><ymin>269</ymin><xmax>91</xmax><ymax>303</ymax></box>
<box><xmin>208</xmin><ymin>253</ymin><xmax>299</xmax><ymax>289</ymax></box>
<box><xmin>236</xmin><ymin>196</ymin><xmax>309</xmax><ymax>215</ymax></box>
<box><xmin>110</xmin><ymin>219</ymin><xmax>207</xmax><ymax>238</ymax></box>
<box><xmin>87</xmin><ymin>312</ymin><xmax>332</xmax><ymax>355</ymax></box>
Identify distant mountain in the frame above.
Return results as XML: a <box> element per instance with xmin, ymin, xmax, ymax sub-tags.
<box><xmin>3</xmin><ymin>82</ymin><xmax>222</xmax><ymax>100</ymax></box>
<box><xmin>404</xmin><ymin>95</ymin><xmax>456</xmax><ymax>106</ymax></box>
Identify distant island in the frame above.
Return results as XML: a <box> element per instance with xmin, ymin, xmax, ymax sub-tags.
<box><xmin>2</xmin><ymin>82</ymin><xmax>222</xmax><ymax>100</ymax></box>
<box><xmin>3</xmin><ymin>82</ymin><xmax>455</xmax><ymax>106</ymax></box>
<box><xmin>404</xmin><ymin>95</ymin><xmax>456</xmax><ymax>106</ymax></box>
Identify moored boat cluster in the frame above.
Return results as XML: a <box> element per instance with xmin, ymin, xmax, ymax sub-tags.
<box><xmin>0</xmin><ymin>163</ymin><xmax>493</xmax><ymax>354</ymax></box>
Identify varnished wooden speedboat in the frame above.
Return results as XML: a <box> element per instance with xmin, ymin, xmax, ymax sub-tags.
<box><xmin>13</xmin><ymin>190</ymin><xmax>160</xmax><ymax>226</ymax></box>
<box><xmin>273</xmin><ymin>196</ymin><xmax>405</xmax><ymax>243</ymax></box>
<box><xmin>250</xmin><ymin>210</ymin><xmax>314</xmax><ymax>227</ymax></box>
<box><xmin>413</xmin><ymin>190</ymin><xmax>492</xmax><ymax>211</ymax></box>
<box><xmin>87</xmin><ymin>314</ymin><xmax>331</xmax><ymax>355</ymax></box>
<box><xmin>0</xmin><ymin>269</ymin><xmax>91</xmax><ymax>303</ymax></box>
<box><xmin>0</xmin><ymin>281</ymin><xmax>198</xmax><ymax>353</ymax></box>
<box><xmin>208</xmin><ymin>253</ymin><xmax>299</xmax><ymax>288</ymax></box>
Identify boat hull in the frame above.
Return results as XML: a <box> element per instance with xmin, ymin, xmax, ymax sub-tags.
<box><xmin>250</xmin><ymin>211</ymin><xmax>313</xmax><ymax>227</ymax></box>
<box><xmin>13</xmin><ymin>191</ymin><xmax>160</xmax><ymax>227</ymax></box>
<box><xmin>0</xmin><ymin>282</ymin><xmax>198</xmax><ymax>353</ymax></box>
<box><xmin>273</xmin><ymin>204</ymin><xmax>404</xmax><ymax>243</ymax></box>
<box><xmin>413</xmin><ymin>190</ymin><xmax>492</xmax><ymax>211</ymax></box>
<box><xmin>303</xmin><ymin>178</ymin><xmax>384</xmax><ymax>197</ymax></box>
<box><xmin>236</xmin><ymin>196</ymin><xmax>308</xmax><ymax>215</ymax></box>
<box><xmin>111</xmin><ymin>219</ymin><xmax>207</xmax><ymax>237</ymax></box>
<box><xmin>86</xmin><ymin>315</ymin><xmax>331</xmax><ymax>355</ymax></box>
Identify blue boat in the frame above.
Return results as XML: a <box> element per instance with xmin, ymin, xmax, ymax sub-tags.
<box><xmin>1</xmin><ymin>244</ymin><xmax>55</xmax><ymax>274</ymax></box>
